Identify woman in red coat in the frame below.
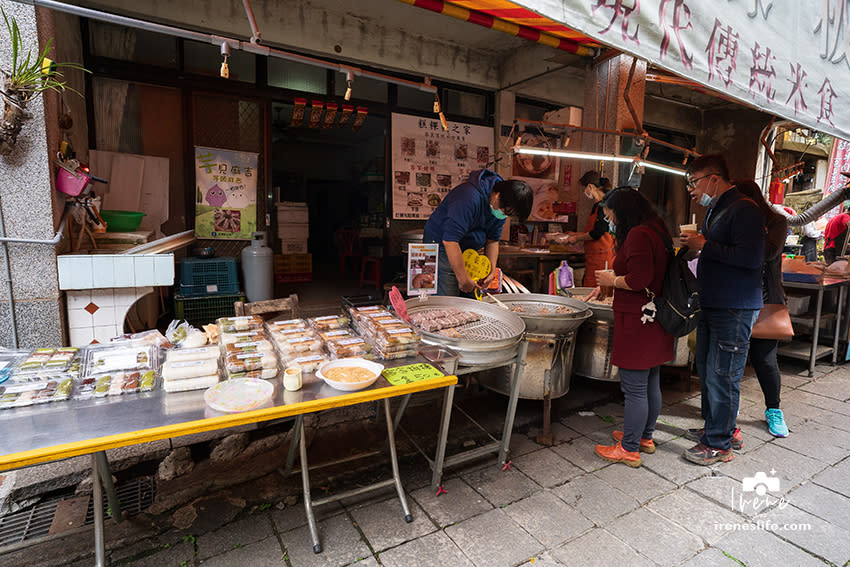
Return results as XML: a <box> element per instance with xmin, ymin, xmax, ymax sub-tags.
<box><xmin>592</xmin><ymin>188</ymin><xmax>675</xmax><ymax>467</ymax></box>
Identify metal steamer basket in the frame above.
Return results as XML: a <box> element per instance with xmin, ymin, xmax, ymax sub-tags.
<box><xmin>478</xmin><ymin>294</ymin><xmax>591</xmax><ymax>400</ymax></box>
<box><xmin>404</xmin><ymin>296</ymin><xmax>526</xmax><ymax>366</ymax></box>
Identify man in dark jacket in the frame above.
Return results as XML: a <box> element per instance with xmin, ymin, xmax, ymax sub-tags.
<box><xmin>678</xmin><ymin>155</ymin><xmax>766</xmax><ymax>465</ymax></box>
<box><xmin>424</xmin><ymin>170</ymin><xmax>532</xmax><ymax>296</ymax></box>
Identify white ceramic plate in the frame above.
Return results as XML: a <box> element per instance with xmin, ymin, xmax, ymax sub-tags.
<box><xmin>316</xmin><ymin>358</ymin><xmax>384</xmax><ymax>391</ymax></box>
<box><xmin>204</xmin><ymin>378</ymin><xmax>274</xmax><ymax>413</ymax></box>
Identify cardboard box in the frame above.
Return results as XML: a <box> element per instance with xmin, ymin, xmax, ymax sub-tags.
<box><xmin>274</xmin><ymin>253</ymin><xmax>312</xmax><ymax>274</ymax></box>
<box><xmin>280</xmin><ymin>239</ymin><xmax>308</xmax><ymax>254</ymax></box>
<box><xmin>276</xmin><ymin>203</ymin><xmax>309</xmax><ymax>224</ymax></box>
<box><xmin>278</xmin><ymin>223</ymin><xmax>309</xmax><ymax>240</ymax></box>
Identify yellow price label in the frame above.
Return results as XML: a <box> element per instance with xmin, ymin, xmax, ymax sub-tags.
<box><xmin>462</xmin><ymin>249</ymin><xmax>491</xmax><ymax>281</ymax></box>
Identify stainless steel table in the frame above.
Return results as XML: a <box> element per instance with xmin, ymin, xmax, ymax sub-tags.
<box><xmin>778</xmin><ymin>277</ymin><xmax>848</xmax><ymax>376</ymax></box>
<box><xmin>0</xmin><ymin>359</ymin><xmax>457</xmax><ymax>564</ymax></box>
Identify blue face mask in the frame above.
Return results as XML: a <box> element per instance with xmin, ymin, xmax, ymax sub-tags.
<box><xmin>607</xmin><ymin>219</ymin><xmax>616</xmax><ymax>233</ymax></box>
<box><xmin>490</xmin><ymin>206</ymin><xmax>507</xmax><ymax>220</ymax></box>
<box><xmin>699</xmin><ymin>193</ymin><xmax>713</xmax><ymax>207</ymax></box>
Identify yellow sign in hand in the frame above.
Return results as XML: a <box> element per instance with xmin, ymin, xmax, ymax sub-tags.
<box><xmin>462</xmin><ymin>249</ymin><xmax>491</xmax><ymax>282</ymax></box>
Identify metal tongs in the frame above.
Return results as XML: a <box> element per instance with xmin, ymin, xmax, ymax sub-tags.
<box><xmin>477</xmin><ymin>288</ymin><xmax>509</xmax><ymax>310</ymax></box>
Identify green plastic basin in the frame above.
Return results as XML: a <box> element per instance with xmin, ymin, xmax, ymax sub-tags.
<box><xmin>100</xmin><ymin>210</ymin><xmax>146</xmax><ymax>232</ymax></box>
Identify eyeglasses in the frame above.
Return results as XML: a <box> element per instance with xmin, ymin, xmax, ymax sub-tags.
<box><xmin>686</xmin><ymin>173</ymin><xmax>716</xmax><ymax>188</ymax></box>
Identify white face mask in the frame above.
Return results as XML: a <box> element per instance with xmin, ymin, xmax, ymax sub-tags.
<box><xmin>584</xmin><ymin>186</ymin><xmax>595</xmax><ymax>200</ymax></box>
<box><xmin>699</xmin><ymin>192</ymin><xmax>713</xmax><ymax>207</ymax></box>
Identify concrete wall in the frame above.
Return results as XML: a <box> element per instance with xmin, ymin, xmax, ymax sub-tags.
<box><xmin>699</xmin><ymin>108</ymin><xmax>774</xmax><ymax>181</ymax></box>
<box><xmin>0</xmin><ymin>1</ymin><xmax>87</xmax><ymax>347</ymax></box>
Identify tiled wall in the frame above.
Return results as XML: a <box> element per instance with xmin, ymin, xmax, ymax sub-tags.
<box><xmin>66</xmin><ymin>287</ymin><xmax>154</xmax><ymax>346</ymax></box>
<box><xmin>57</xmin><ymin>253</ymin><xmax>174</xmax><ymax>290</ymax></box>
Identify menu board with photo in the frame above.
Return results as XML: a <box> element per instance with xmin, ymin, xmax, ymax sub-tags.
<box><xmin>407</xmin><ymin>243</ymin><xmax>439</xmax><ymax>296</ymax></box>
<box><xmin>194</xmin><ymin>146</ymin><xmax>259</xmax><ymax>239</ymax></box>
<box><xmin>391</xmin><ymin>112</ymin><xmax>494</xmax><ymax>220</ymax></box>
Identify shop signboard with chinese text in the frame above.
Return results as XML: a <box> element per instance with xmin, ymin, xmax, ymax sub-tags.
<box><xmin>194</xmin><ymin>146</ymin><xmax>258</xmax><ymax>239</ymax></box>
<box><xmin>391</xmin><ymin>113</ymin><xmax>494</xmax><ymax>220</ymax></box>
<box><xmin>508</xmin><ymin>1</ymin><xmax>850</xmax><ymax>142</ymax></box>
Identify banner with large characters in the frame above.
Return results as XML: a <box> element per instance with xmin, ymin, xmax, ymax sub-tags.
<box><xmin>391</xmin><ymin>113</ymin><xmax>494</xmax><ymax>220</ymax></box>
<box><xmin>194</xmin><ymin>146</ymin><xmax>258</xmax><ymax>239</ymax></box>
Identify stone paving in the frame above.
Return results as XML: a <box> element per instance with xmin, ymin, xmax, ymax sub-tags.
<box><xmin>18</xmin><ymin>360</ymin><xmax>850</xmax><ymax>566</ymax></box>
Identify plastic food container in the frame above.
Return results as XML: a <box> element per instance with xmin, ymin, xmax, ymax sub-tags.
<box><xmin>316</xmin><ymin>358</ymin><xmax>384</xmax><ymax>391</ymax></box>
<box><xmin>204</xmin><ymin>378</ymin><xmax>274</xmax><ymax>413</ymax></box>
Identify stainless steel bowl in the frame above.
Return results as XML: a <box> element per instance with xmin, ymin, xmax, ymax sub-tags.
<box><xmin>482</xmin><ymin>293</ymin><xmax>591</xmax><ymax>335</ymax></box>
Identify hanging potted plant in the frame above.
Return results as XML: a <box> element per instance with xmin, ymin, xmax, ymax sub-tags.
<box><xmin>0</xmin><ymin>7</ymin><xmax>88</xmax><ymax>155</ymax></box>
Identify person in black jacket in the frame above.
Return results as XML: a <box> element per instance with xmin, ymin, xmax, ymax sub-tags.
<box><xmin>737</xmin><ymin>180</ymin><xmax>789</xmax><ymax>438</ymax></box>
<box><xmin>678</xmin><ymin>155</ymin><xmax>766</xmax><ymax>466</ymax></box>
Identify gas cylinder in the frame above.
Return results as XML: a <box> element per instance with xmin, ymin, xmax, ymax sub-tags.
<box><xmin>241</xmin><ymin>231</ymin><xmax>273</xmax><ymax>302</ymax></box>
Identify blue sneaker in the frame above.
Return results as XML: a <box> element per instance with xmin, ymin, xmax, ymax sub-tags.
<box><xmin>765</xmin><ymin>408</ymin><xmax>789</xmax><ymax>437</ymax></box>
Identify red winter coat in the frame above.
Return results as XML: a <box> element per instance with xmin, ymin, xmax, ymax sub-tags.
<box><xmin>610</xmin><ymin>222</ymin><xmax>675</xmax><ymax>370</ymax></box>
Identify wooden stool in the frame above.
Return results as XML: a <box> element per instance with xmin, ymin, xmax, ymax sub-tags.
<box><xmin>360</xmin><ymin>256</ymin><xmax>382</xmax><ymax>289</ymax></box>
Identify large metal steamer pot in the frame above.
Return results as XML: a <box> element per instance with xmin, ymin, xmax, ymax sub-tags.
<box><xmin>478</xmin><ymin>294</ymin><xmax>591</xmax><ymax>399</ymax></box>
<box><xmin>567</xmin><ymin>287</ymin><xmax>690</xmax><ymax>382</ymax></box>
<box><xmin>404</xmin><ymin>296</ymin><xmax>526</xmax><ymax>366</ymax></box>
<box><xmin>567</xmin><ymin>287</ymin><xmax>618</xmax><ymax>381</ymax></box>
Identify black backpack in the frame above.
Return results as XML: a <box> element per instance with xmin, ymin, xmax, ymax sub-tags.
<box><xmin>644</xmin><ymin>226</ymin><xmax>701</xmax><ymax>337</ymax></box>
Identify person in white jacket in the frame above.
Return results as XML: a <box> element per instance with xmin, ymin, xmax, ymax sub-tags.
<box><xmin>771</xmin><ymin>204</ymin><xmax>823</xmax><ymax>262</ymax></box>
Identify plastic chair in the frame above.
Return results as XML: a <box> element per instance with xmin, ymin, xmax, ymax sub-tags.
<box><xmin>336</xmin><ymin>229</ymin><xmax>362</xmax><ymax>277</ymax></box>
<box><xmin>360</xmin><ymin>256</ymin><xmax>382</xmax><ymax>289</ymax></box>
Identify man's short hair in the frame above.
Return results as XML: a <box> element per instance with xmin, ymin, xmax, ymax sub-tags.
<box><xmin>687</xmin><ymin>154</ymin><xmax>730</xmax><ymax>182</ymax></box>
<box><xmin>494</xmin><ymin>179</ymin><xmax>533</xmax><ymax>221</ymax></box>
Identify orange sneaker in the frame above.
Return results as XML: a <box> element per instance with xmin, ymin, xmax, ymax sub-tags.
<box><xmin>594</xmin><ymin>441</ymin><xmax>642</xmax><ymax>468</ymax></box>
<box><xmin>611</xmin><ymin>430</ymin><xmax>656</xmax><ymax>454</ymax></box>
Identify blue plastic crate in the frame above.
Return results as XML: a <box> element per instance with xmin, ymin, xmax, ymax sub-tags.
<box><xmin>179</xmin><ymin>257</ymin><xmax>239</xmax><ymax>296</ymax></box>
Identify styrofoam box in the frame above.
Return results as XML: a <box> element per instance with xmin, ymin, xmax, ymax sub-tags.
<box><xmin>278</xmin><ymin>223</ymin><xmax>309</xmax><ymax>239</ymax></box>
<box><xmin>786</xmin><ymin>294</ymin><xmax>811</xmax><ymax>315</ymax></box>
<box><xmin>281</xmin><ymin>239</ymin><xmax>308</xmax><ymax>254</ymax></box>
<box><xmin>276</xmin><ymin>203</ymin><xmax>309</xmax><ymax>224</ymax></box>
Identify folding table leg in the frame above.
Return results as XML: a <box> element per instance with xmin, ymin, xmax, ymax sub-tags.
<box><xmin>430</xmin><ymin>384</ymin><xmax>456</xmax><ymax>489</ymax></box>
<box><xmin>383</xmin><ymin>397</ymin><xmax>412</xmax><ymax>522</ymax></box>
<box><xmin>95</xmin><ymin>451</ymin><xmax>122</xmax><ymax>523</ymax></box>
<box><xmin>298</xmin><ymin>421</ymin><xmax>322</xmax><ymax>553</ymax></box>
<box><xmin>499</xmin><ymin>340</ymin><xmax>529</xmax><ymax>465</ymax></box>
<box><xmin>284</xmin><ymin>416</ymin><xmax>303</xmax><ymax>475</ymax></box>
<box><xmin>91</xmin><ymin>454</ymin><xmax>106</xmax><ymax>567</ymax></box>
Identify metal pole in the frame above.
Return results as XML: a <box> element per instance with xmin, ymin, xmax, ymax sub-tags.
<box><xmin>95</xmin><ymin>451</ymin><xmax>122</xmax><ymax>524</ymax></box>
<box><xmin>0</xmin><ymin>204</ymin><xmax>18</xmax><ymax>348</ymax></box>
<box><xmin>499</xmin><ymin>340</ymin><xmax>529</xmax><ymax>464</ymax></box>
<box><xmin>91</xmin><ymin>454</ymin><xmax>106</xmax><ymax>567</ymax></box>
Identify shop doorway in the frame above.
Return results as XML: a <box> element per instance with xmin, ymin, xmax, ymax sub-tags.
<box><xmin>271</xmin><ymin>101</ymin><xmax>387</xmax><ymax>287</ymax></box>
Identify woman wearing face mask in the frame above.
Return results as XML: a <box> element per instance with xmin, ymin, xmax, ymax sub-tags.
<box><xmin>564</xmin><ymin>171</ymin><xmax>615</xmax><ymax>286</ymax></box>
<box><xmin>424</xmin><ymin>169</ymin><xmax>533</xmax><ymax>296</ymax></box>
<box><xmin>591</xmin><ymin>187</ymin><xmax>674</xmax><ymax>467</ymax></box>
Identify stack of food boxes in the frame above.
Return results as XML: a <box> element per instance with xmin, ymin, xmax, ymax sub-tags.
<box><xmin>351</xmin><ymin>308</ymin><xmax>420</xmax><ymax>360</ymax></box>
<box><xmin>218</xmin><ymin>316</ymin><xmax>279</xmax><ymax>380</ymax></box>
<box><xmin>276</xmin><ymin>201</ymin><xmax>311</xmax><ymax>283</ymax></box>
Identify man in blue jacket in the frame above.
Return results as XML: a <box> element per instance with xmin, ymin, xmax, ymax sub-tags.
<box><xmin>424</xmin><ymin>170</ymin><xmax>532</xmax><ymax>296</ymax></box>
<box><xmin>679</xmin><ymin>154</ymin><xmax>766</xmax><ymax>465</ymax></box>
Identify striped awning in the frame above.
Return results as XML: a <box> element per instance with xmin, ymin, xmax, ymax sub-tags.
<box><xmin>448</xmin><ymin>1</ymin><xmax>600</xmax><ymax>47</ymax></box>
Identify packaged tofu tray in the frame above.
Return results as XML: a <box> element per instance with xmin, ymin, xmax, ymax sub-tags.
<box><xmin>82</xmin><ymin>343</ymin><xmax>159</xmax><ymax>377</ymax></box>
<box><xmin>216</xmin><ymin>315</ymin><xmax>264</xmax><ymax>333</ymax></box>
<box><xmin>75</xmin><ymin>369</ymin><xmax>156</xmax><ymax>400</ymax></box>
<box><xmin>0</xmin><ymin>375</ymin><xmax>74</xmax><ymax>409</ymax></box>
